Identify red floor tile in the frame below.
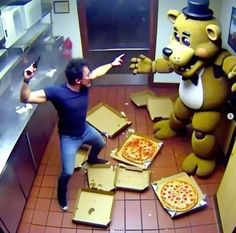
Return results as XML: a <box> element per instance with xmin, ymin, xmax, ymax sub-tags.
<box><xmin>45</xmin><ymin>226</ymin><xmax>61</xmax><ymax>233</ymax></box>
<box><xmin>125</xmin><ymin>190</ymin><xmax>141</xmax><ymax>200</ymax></box>
<box><xmin>46</xmin><ymin>211</ymin><xmax>63</xmax><ymax>227</ymax></box>
<box><xmin>140</xmin><ymin>187</ymin><xmax>156</xmax><ymax>200</ymax></box>
<box><xmin>62</xmin><ymin>212</ymin><xmax>77</xmax><ymax>228</ymax></box>
<box><xmin>191</xmin><ymin>224</ymin><xmax>220</xmax><ymax>233</ymax></box>
<box><xmin>45</xmin><ymin>164</ymin><xmax>61</xmax><ymax>176</ymax></box>
<box><xmin>35</xmin><ymin>198</ymin><xmax>51</xmax><ymax>211</ymax></box>
<box><xmin>25</xmin><ymin>197</ymin><xmax>37</xmax><ymax>209</ymax></box>
<box><xmin>38</xmin><ymin>187</ymin><xmax>54</xmax><ymax>198</ymax></box>
<box><xmin>173</xmin><ymin>215</ymin><xmax>191</xmax><ymax>228</ymax></box>
<box><xmin>61</xmin><ymin>228</ymin><xmax>77</xmax><ymax>233</ymax></box>
<box><xmin>21</xmin><ymin>208</ymin><xmax>34</xmax><ymax>223</ymax></box>
<box><xmin>125</xmin><ymin>200</ymin><xmax>142</xmax><ymax>230</ymax></box>
<box><xmin>189</xmin><ymin>209</ymin><xmax>217</xmax><ymax>226</ymax></box>
<box><xmin>110</xmin><ymin>200</ymin><xmax>125</xmax><ymax>231</ymax></box>
<box><xmin>155</xmin><ymin>200</ymin><xmax>175</xmax><ymax>229</ymax></box>
<box><xmin>175</xmin><ymin>228</ymin><xmax>192</xmax><ymax>233</ymax></box>
<box><xmin>29</xmin><ymin>224</ymin><xmax>45</xmax><ymax>233</ymax></box>
<box><xmin>17</xmin><ymin>222</ymin><xmax>30</xmax><ymax>233</ymax></box>
<box><xmin>141</xmin><ymin>200</ymin><xmax>158</xmax><ymax>229</ymax></box>
<box><xmin>29</xmin><ymin>186</ymin><xmax>40</xmax><ymax>198</ymax></box>
<box><xmin>41</xmin><ymin>175</ymin><xmax>58</xmax><ymax>188</ymax></box>
<box><xmin>31</xmin><ymin>210</ymin><xmax>48</xmax><ymax>225</ymax></box>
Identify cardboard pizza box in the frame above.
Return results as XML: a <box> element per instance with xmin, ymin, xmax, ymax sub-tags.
<box><xmin>87</xmin><ymin>164</ymin><xmax>151</xmax><ymax>192</ymax></box>
<box><xmin>130</xmin><ymin>89</ymin><xmax>156</xmax><ymax>107</ymax></box>
<box><xmin>87</xmin><ymin>164</ymin><xmax>117</xmax><ymax>191</ymax></box>
<box><xmin>110</xmin><ymin>133</ymin><xmax>163</xmax><ymax>169</ymax></box>
<box><xmin>147</xmin><ymin>97</ymin><xmax>173</xmax><ymax>121</ymax></box>
<box><xmin>75</xmin><ymin>145</ymin><xmax>91</xmax><ymax>169</ymax></box>
<box><xmin>115</xmin><ymin>164</ymin><xmax>151</xmax><ymax>191</ymax></box>
<box><xmin>86</xmin><ymin>103</ymin><xmax>131</xmax><ymax>138</ymax></box>
<box><xmin>151</xmin><ymin>172</ymin><xmax>207</xmax><ymax>218</ymax></box>
<box><xmin>72</xmin><ymin>188</ymin><xmax>114</xmax><ymax>227</ymax></box>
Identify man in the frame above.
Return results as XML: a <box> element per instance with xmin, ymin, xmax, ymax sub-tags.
<box><xmin>20</xmin><ymin>54</ymin><xmax>124</xmax><ymax>211</ymax></box>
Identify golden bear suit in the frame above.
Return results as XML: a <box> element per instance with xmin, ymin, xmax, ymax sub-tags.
<box><xmin>130</xmin><ymin>0</ymin><xmax>236</xmax><ymax>177</ymax></box>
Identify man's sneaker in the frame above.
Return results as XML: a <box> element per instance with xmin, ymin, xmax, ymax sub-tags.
<box><xmin>58</xmin><ymin>203</ymin><xmax>68</xmax><ymax>212</ymax></box>
<box><xmin>57</xmin><ymin>191</ymin><xmax>68</xmax><ymax>212</ymax></box>
<box><xmin>87</xmin><ymin>158</ymin><xmax>108</xmax><ymax>165</ymax></box>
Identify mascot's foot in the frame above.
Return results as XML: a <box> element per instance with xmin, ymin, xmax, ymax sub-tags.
<box><xmin>182</xmin><ymin>153</ymin><xmax>216</xmax><ymax>177</ymax></box>
<box><xmin>153</xmin><ymin>120</ymin><xmax>177</xmax><ymax>139</ymax></box>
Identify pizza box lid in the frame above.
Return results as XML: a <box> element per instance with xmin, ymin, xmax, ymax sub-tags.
<box><xmin>115</xmin><ymin>163</ymin><xmax>151</xmax><ymax>191</ymax></box>
<box><xmin>147</xmin><ymin>97</ymin><xmax>173</xmax><ymax>121</ymax></box>
<box><xmin>130</xmin><ymin>89</ymin><xmax>156</xmax><ymax>107</ymax></box>
<box><xmin>86</xmin><ymin>103</ymin><xmax>131</xmax><ymax>138</ymax></box>
<box><xmin>72</xmin><ymin>188</ymin><xmax>115</xmax><ymax>227</ymax></box>
<box><xmin>87</xmin><ymin>164</ymin><xmax>117</xmax><ymax>191</ymax></box>
<box><xmin>110</xmin><ymin>133</ymin><xmax>163</xmax><ymax>169</ymax></box>
<box><xmin>151</xmin><ymin>172</ymin><xmax>207</xmax><ymax>218</ymax></box>
<box><xmin>75</xmin><ymin>145</ymin><xmax>91</xmax><ymax>169</ymax></box>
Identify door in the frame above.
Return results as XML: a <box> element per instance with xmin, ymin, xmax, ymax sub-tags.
<box><xmin>78</xmin><ymin>0</ymin><xmax>158</xmax><ymax>85</ymax></box>
<box><xmin>217</xmin><ymin>134</ymin><xmax>236</xmax><ymax>233</ymax></box>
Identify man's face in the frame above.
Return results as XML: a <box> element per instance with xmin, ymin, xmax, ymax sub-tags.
<box><xmin>80</xmin><ymin>66</ymin><xmax>92</xmax><ymax>87</ymax></box>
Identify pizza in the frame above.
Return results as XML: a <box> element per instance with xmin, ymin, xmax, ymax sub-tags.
<box><xmin>159</xmin><ymin>179</ymin><xmax>198</xmax><ymax>212</ymax></box>
<box><xmin>120</xmin><ymin>135</ymin><xmax>158</xmax><ymax>164</ymax></box>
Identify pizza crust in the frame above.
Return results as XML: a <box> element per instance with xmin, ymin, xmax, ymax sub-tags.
<box><xmin>159</xmin><ymin>179</ymin><xmax>198</xmax><ymax>212</ymax></box>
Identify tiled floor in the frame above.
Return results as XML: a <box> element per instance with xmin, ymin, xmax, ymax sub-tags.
<box><xmin>18</xmin><ymin>85</ymin><xmax>224</xmax><ymax>233</ymax></box>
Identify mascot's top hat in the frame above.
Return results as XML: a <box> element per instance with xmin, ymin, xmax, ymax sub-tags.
<box><xmin>182</xmin><ymin>0</ymin><xmax>214</xmax><ymax>20</ymax></box>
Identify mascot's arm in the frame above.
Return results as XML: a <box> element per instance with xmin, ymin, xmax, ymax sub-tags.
<box><xmin>222</xmin><ymin>56</ymin><xmax>236</xmax><ymax>91</ymax></box>
<box><xmin>130</xmin><ymin>54</ymin><xmax>173</xmax><ymax>74</ymax></box>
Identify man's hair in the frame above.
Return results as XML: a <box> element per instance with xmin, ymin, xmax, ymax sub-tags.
<box><xmin>65</xmin><ymin>58</ymin><xmax>90</xmax><ymax>84</ymax></box>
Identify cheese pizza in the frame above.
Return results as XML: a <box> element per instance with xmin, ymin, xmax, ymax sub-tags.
<box><xmin>120</xmin><ymin>135</ymin><xmax>158</xmax><ymax>164</ymax></box>
<box><xmin>159</xmin><ymin>179</ymin><xmax>198</xmax><ymax>212</ymax></box>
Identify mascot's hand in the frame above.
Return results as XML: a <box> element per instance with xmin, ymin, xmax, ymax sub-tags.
<box><xmin>153</xmin><ymin>120</ymin><xmax>177</xmax><ymax>140</ymax></box>
<box><xmin>129</xmin><ymin>54</ymin><xmax>152</xmax><ymax>74</ymax></box>
<box><xmin>229</xmin><ymin>65</ymin><xmax>236</xmax><ymax>92</ymax></box>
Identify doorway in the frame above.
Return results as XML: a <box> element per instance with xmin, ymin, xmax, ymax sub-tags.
<box><xmin>77</xmin><ymin>0</ymin><xmax>158</xmax><ymax>85</ymax></box>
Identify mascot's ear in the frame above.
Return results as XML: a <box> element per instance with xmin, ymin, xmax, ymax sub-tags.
<box><xmin>206</xmin><ymin>24</ymin><xmax>221</xmax><ymax>41</ymax></box>
<box><xmin>167</xmin><ymin>9</ymin><xmax>181</xmax><ymax>24</ymax></box>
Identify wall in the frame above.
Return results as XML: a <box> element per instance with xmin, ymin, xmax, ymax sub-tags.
<box><xmin>50</xmin><ymin>0</ymin><xmax>235</xmax><ymax>81</ymax></box>
<box><xmin>50</xmin><ymin>0</ymin><xmax>83</xmax><ymax>58</ymax></box>
<box><xmin>220</xmin><ymin>0</ymin><xmax>236</xmax><ymax>55</ymax></box>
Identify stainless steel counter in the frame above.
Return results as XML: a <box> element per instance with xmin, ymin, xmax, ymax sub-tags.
<box><xmin>0</xmin><ymin>33</ymin><xmax>67</xmax><ymax>175</ymax></box>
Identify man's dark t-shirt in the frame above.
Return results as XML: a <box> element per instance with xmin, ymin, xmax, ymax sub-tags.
<box><xmin>44</xmin><ymin>83</ymin><xmax>89</xmax><ymax>137</ymax></box>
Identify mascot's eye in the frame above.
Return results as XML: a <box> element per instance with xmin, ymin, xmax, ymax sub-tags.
<box><xmin>174</xmin><ymin>32</ymin><xmax>180</xmax><ymax>42</ymax></box>
<box><xmin>182</xmin><ymin>37</ymin><xmax>190</xmax><ymax>46</ymax></box>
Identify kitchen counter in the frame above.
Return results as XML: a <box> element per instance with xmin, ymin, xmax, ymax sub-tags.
<box><xmin>0</xmin><ymin>33</ymin><xmax>67</xmax><ymax>175</ymax></box>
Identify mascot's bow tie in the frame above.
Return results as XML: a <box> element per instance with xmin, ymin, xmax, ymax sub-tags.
<box><xmin>182</xmin><ymin>74</ymin><xmax>199</xmax><ymax>85</ymax></box>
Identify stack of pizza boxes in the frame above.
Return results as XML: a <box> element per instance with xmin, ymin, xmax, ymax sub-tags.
<box><xmin>151</xmin><ymin>172</ymin><xmax>207</xmax><ymax>218</ymax></box>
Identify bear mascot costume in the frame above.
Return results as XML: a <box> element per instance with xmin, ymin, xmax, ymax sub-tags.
<box><xmin>130</xmin><ymin>0</ymin><xmax>236</xmax><ymax>177</ymax></box>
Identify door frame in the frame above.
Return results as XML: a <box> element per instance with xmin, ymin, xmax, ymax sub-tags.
<box><xmin>77</xmin><ymin>0</ymin><xmax>158</xmax><ymax>86</ymax></box>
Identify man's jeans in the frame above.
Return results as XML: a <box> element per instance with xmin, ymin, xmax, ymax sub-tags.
<box><xmin>57</xmin><ymin>123</ymin><xmax>105</xmax><ymax>206</ymax></box>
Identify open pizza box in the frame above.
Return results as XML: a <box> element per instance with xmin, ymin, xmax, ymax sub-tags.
<box><xmin>87</xmin><ymin>163</ymin><xmax>151</xmax><ymax>192</ymax></box>
<box><xmin>130</xmin><ymin>89</ymin><xmax>156</xmax><ymax>107</ymax></box>
<box><xmin>87</xmin><ymin>164</ymin><xmax>117</xmax><ymax>191</ymax></box>
<box><xmin>110</xmin><ymin>133</ymin><xmax>163</xmax><ymax>169</ymax></box>
<box><xmin>72</xmin><ymin>188</ymin><xmax>115</xmax><ymax>227</ymax></box>
<box><xmin>151</xmin><ymin>172</ymin><xmax>207</xmax><ymax>218</ymax></box>
<box><xmin>86</xmin><ymin>103</ymin><xmax>131</xmax><ymax>138</ymax></box>
<box><xmin>75</xmin><ymin>145</ymin><xmax>91</xmax><ymax>169</ymax></box>
<box><xmin>115</xmin><ymin>164</ymin><xmax>151</xmax><ymax>191</ymax></box>
<box><xmin>147</xmin><ymin>97</ymin><xmax>173</xmax><ymax>121</ymax></box>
